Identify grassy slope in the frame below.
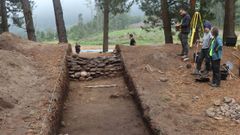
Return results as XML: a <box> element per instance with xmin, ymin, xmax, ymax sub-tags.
<box><xmin>79</xmin><ymin>28</ymin><xmax>166</xmax><ymax>46</ymax></box>
<box><xmin>44</xmin><ymin>28</ymin><xmax>180</xmax><ymax>46</ymax></box>
<box><xmin>43</xmin><ymin>28</ymin><xmax>240</xmax><ymax>46</ymax></box>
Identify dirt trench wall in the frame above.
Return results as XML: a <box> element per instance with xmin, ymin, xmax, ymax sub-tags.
<box><xmin>40</xmin><ymin>44</ymin><xmax>72</xmax><ymax>135</ymax></box>
<box><xmin>116</xmin><ymin>45</ymin><xmax>159</xmax><ymax>135</ymax></box>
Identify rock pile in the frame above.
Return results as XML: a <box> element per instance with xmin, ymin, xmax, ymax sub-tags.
<box><xmin>67</xmin><ymin>54</ymin><xmax>123</xmax><ymax>81</ymax></box>
<box><xmin>206</xmin><ymin>97</ymin><xmax>240</xmax><ymax>123</ymax></box>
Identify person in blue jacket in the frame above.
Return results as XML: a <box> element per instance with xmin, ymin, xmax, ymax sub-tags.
<box><xmin>176</xmin><ymin>8</ymin><xmax>191</xmax><ymax>61</ymax></box>
<box><xmin>209</xmin><ymin>27</ymin><xmax>223</xmax><ymax>87</ymax></box>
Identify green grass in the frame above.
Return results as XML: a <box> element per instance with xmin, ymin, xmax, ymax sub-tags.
<box><xmin>78</xmin><ymin>28</ymin><xmax>167</xmax><ymax>45</ymax></box>
<box><xmin>41</xmin><ymin>27</ymin><xmax>240</xmax><ymax>46</ymax></box>
<box><xmin>42</xmin><ymin>28</ymin><xmax>175</xmax><ymax>46</ymax></box>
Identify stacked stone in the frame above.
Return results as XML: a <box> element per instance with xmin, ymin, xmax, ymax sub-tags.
<box><xmin>206</xmin><ymin>97</ymin><xmax>240</xmax><ymax>123</ymax></box>
<box><xmin>67</xmin><ymin>54</ymin><xmax>123</xmax><ymax>81</ymax></box>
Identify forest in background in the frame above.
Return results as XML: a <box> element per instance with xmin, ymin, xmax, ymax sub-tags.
<box><xmin>0</xmin><ymin>0</ymin><xmax>240</xmax><ymax>48</ymax></box>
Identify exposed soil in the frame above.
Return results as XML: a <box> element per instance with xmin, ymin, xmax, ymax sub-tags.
<box><xmin>0</xmin><ymin>33</ymin><xmax>69</xmax><ymax>135</ymax></box>
<box><xmin>118</xmin><ymin>44</ymin><xmax>240</xmax><ymax>135</ymax></box>
<box><xmin>1</xmin><ymin>31</ymin><xmax>240</xmax><ymax>135</ymax></box>
<box><xmin>60</xmin><ymin>53</ymin><xmax>149</xmax><ymax>135</ymax></box>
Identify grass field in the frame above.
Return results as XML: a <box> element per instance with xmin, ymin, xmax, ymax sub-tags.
<box><xmin>78</xmin><ymin>28</ymin><xmax>167</xmax><ymax>45</ymax></box>
<box><xmin>43</xmin><ymin>27</ymin><xmax>240</xmax><ymax>46</ymax></box>
<box><xmin>44</xmin><ymin>28</ymin><xmax>180</xmax><ymax>46</ymax></box>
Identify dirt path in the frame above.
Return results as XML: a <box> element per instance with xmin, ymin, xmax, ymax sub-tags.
<box><xmin>59</xmin><ymin>76</ymin><xmax>149</xmax><ymax>135</ymax></box>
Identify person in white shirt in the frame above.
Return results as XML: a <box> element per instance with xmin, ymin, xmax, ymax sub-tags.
<box><xmin>193</xmin><ymin>21</ymin><xmax>212</xmax><ymax>75</ymax></box>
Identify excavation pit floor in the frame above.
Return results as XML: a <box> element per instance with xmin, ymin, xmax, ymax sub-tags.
<box><xmin>60</xmin><ymin>75</ymin><xmax>149</xmax><ymax>135</ymax></box>
<box><xmin>60</xmin><ymin>53</ymin><xmax>149</xmax><ymax>135</ymax></box>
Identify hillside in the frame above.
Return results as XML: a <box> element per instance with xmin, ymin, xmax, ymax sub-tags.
<box><xmin>45</xmin><ymin>28</ymin><xmax>180</xmax><ymax>46</ymax></box>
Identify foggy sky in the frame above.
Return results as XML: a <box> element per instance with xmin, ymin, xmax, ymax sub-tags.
<box><xmin>33</xmin><ymin>0</ymin><xmax>96</xmax><ymax>30</ymax></box>
<box><xmin>32</xmin><ymin>0</ymin><xmax>143</xmax><ymax>30</ymax></box>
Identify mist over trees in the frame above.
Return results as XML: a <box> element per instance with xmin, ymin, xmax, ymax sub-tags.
<box><xmin>1</xmin><ymin>0</ymin><xmax>240</xmax><ymax>47</ymax></box>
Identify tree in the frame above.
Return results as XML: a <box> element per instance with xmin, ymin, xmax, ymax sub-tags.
<box><xmin>161</xmin><ymin>0</ymin><xmax>173</xmax><ymax>43</ymax></box>
<box><xmin>223</xmin><ymin>0</ymin><xmax>237</xmax><ymax>45</ymax></box>
<box><xmin>21</xmin><ymin>0</ymin><xmax>36</xmax><ymax>41</ymax></box>
<box><xmin>0</xmin><ymin>0</ymin><xmax>9</xmax><ymax>33</ymax></box>
<box><xmin>8</xmin><ymin>0</ymin><xmax>27</xmax><ymax>28</ymax></box>
<box><xmin>236</xmin><ymin>0</ymin><xmax>240</xmax><ymax>27</ymax></box>
<box><xmin>103</xmin><ymin>0</ymin><xmax>109</xmax><ymax>52</ymax></box>
<box><xmin>52</xmin><ymin>0</ymin><xmax>68</xmax><ymax>43</ymax></box>
<box><xmin>95</xmin><ymin>0</ymin><xmax>134</xmax><ymax>52</ymax></box>
<box><xmin>139</xmin><ymin>0</ymin><xmax>216</xmax><ymax>44</ymax></box>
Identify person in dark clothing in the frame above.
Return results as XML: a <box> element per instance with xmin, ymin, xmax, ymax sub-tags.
<box><xmin>176</xmin><ymin>8</ymin><xmax>191</xmax><ymax>61</ymax></box>
<box><xmin>193</xmin><ymin>21</ymin><xmax>212</xmax><ymax>75</ymax></box>
<box><xmin>209</xmin><ymin>27</ymin><xmax>223</xmax><ymax>87</ymax></box>
<box><xmin>75</xmin><ymin>43</ymin><xmax>81</xmax><ymax>54</ymax></box>
<box><xmin>129</xmin><ymin>34</ymin><xmax>136</xmax><ymax>46</ymax></box>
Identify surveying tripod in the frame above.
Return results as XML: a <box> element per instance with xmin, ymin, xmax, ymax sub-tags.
<box><xmin>189</xmin><ymin>0</ymin><xmax>204</xmax><ymax>48</ymax></box>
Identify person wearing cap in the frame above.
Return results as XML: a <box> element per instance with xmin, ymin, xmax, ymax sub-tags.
<box><xmin>176</xmin><ymin>8</ymin><xmax>191</xmax><ymax>61</ymax></box>
<box><xmin>209</xmin><ymin>27</ymin><xmax>223</xmax><ymax>87</ymax></box>
<box><xmin>193</xmin><ymin>21</ymin><xmax>212</xmax><ymax>75</ymax></box>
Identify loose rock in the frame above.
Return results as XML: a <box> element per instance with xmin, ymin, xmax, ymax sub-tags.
<box><xmin>206</xmin><ymin>97</ymin><xmax>240</xmax><ymax>123</ymax></box>
<box><xmin>159</xmin><ymin>77</ymin><xmax>169</xmax><ymax>82</ymax></box>
<box><xmin>214</xmin><ymin>99</ymin><xmax>221</xmax><ymax>106</ymax></box>
<box><xmin>206</xmin><ymin>107</ymin><xmax>216</xmax><ymax>118</ymax></box>
<box><xmin>224</xmin><ymin>97</ymin><xmax>234</xmax><ymax>104</ymax></box>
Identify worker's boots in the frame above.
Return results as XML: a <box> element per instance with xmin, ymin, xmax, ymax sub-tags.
<box><xmin>182</xmin><ymin>55</ymin><xmax>190</xmax><ymax>61</ymax></box>
<box><xmin>192</xmin><ymin>69</ymin><xmax>201</xmax><ymax>75</ymax></box>
<box><xmin>201</xmin><ymin>70</ymin><xmax>209</xmax><ymax>76</ymax></box>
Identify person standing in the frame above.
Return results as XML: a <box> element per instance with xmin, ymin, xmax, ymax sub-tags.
<box><xmin>75</xmin><ymin>43</ymin><xmax>81</xmax><ymax>54</ymax></box>
<box><xmin>129</xmin><ymin>34</ymin><xmax>136</xmax><ymax>46</ymax></box>
<box><xmin>209</xmin><ymin>27</ymin><xmax>223</xmax><ymax>87</ymax></box>
<box><xmin>176</xmin><ymin>8</ymin><xmax>191</xmax><ymax>61</ymax></box>
<box><xmin>193</xmin><ymin>21</ymin><xmax>212</xmax><ymax>75</ymax></box>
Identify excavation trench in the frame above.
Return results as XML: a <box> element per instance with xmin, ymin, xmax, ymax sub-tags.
<box><xmin>59</xmin><ymin>53</ymin><xmax>150</xmax><ymax>135</ymax></box>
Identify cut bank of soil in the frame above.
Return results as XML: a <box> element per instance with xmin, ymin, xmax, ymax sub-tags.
<box><xmin>118</xmin><ymin>45</ymin><xmax>240</xmax><ymax>135</ymax></box>
<box><xmin>0</xmin><ymin>33</ymin><xmax>70</xmax><ymax>135</ymax></box>
<box><xmin>60</xmin><ymin>53</ymin><xmax>149</xmax><ymax>135</ymax></box>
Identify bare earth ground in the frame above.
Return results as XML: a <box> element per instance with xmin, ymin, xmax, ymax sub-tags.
<box><xmin>0</xmin><ymin>33</ymin><xmax>68</xmax><ymax>135</ymax></box>
<box><xmin>118</xmin><ymin>44</ymin><xmax>240</xmax><ymax>135</ymax></box>
<box><xmin>60</xmin><ymin>53</ymin><xmax>149</xmax><ymax>135</ymax></box>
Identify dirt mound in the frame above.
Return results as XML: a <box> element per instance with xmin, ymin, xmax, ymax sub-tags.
<box><xmin>0</xmin><ymin>49</ymin><xmax>45</xmax><ymax>113</ymax></box>
<box><xmin>0</xmin><ymin>33</ymin><xmax>69</xmax><ymax>135</ymax></box>
<box><xmin>0</xmin><ymin>33</ymin><xmax>36</xmax><ymax>54</ymax></box>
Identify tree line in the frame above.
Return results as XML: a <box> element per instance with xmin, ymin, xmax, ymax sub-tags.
<box><xmin>0</xmin><ymin>0</ymin><xmax>239</xmax><ymax>51</ymax></box>
<box><xmin>36</xmin><ymin>12</ymin><xmax>143</xmax><ymax>42</ymax></box>
<box><xmin>0</xmin><ymin>0</ymin><xmax>67</xmax><ymax>43</ymax></box>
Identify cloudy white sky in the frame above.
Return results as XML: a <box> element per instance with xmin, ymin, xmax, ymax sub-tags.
<box><xmin>33</xmin><ymin>0</ymin><xmax>96</xmax><ymax>29</ymax></box>
<box><xmin>32</xmin><ymin>0</ymin><xmax>143</xmax><ymax>30</ymax></box>
<box><xmin>11</xmin><ymin>0</ymin><xmax>143</xmax><ymax>35</ymax></box>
